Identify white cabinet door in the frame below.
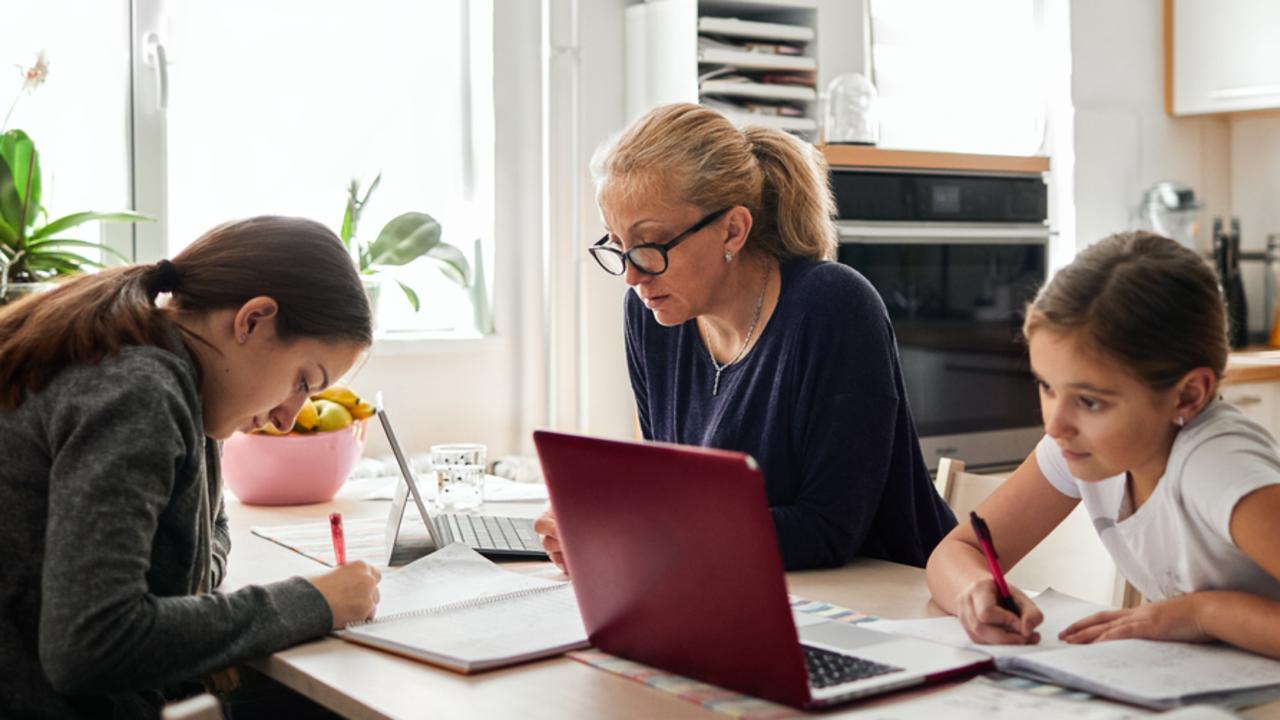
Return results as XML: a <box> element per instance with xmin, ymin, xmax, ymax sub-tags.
<box><xmin>1221</xmin><ymin>381</ymin><xmax>1277</xmax><ymax>434</ymax></box>
<box><xmin>1171</xmin><ymin>0</ymin><xmax>1280</xmax><ymax>115</ymax></box>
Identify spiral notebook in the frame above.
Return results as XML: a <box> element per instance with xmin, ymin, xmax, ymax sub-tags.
<box><xmin>334</xmin><ymin>543</ymin><xmax>589</xmax><ymax>673</ymax></box>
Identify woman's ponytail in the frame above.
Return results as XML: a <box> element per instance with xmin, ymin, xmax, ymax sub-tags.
<box><xmin>741</xmin><ymin>127</ymin><xmax>837</xmax><ymax>261</ymax></box>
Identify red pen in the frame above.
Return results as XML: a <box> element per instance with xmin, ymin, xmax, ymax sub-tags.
<box><xmin>329</xmin><ymin>512</ymin><xmax>346</xmax><ymax>566</ymax></box>
<box><xmin>969</xmin><ymin>511</ymin><xmax>1020</xmax><ymax>616</ymax></box>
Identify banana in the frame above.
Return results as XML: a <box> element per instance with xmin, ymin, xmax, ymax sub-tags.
<box><xmin>312</xmin><ymin>386</ymin><xmax>360</xmax><ymax>408</ymax></box>
<box><xmin>293</xmin><ymin>398</ymin><xmax>321</xmax><ymax>432</ymax></box>
<box><xmin>312</xmin><ymin>385</ymin><xmax>375</xmax><ymax>419</ymax></box>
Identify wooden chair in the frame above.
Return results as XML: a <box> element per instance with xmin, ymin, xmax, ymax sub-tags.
<box><xmin>935</xmin><ymin>457</ymin><xmax>1140</xmax><ymax>608</ymax></box>
<box><xmin>162</xmin><ymin>693</ymin><xmax>222</xmax><ymax>720</ymax></box>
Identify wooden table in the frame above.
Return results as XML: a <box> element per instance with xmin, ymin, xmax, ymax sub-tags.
<box><xmin>223</xmin><ymin>494</ymin><xmax>1280</xmax><ymax>719</ymax></box>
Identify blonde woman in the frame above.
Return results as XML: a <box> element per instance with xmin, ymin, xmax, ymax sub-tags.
<box><xmin>536</xmin><ymin>104</ymin><xmax>955</xmax><ymax>571</ymax></box>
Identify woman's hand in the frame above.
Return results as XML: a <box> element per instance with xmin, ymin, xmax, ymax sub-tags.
<box><xmin>1060</xmin><ymin>594</ymin><xmax>1211</xmax><ymax>645</ymax></box>
<box><xmin>956</xmin><ymin>579</ymin><xmax>1044</xmax><ymax>645</ymax></box>
<box><xmin>308</xmin><ymin>561</ymin><xmax>382</xmax><ymax>630</ymax></box>
<box><xmin>533</xmin><ymin>509</ymin><xmax>568</xmax><ymax>574</ymax></box>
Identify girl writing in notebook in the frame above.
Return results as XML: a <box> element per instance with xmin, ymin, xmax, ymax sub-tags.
<box><xmin>0</xmin><ymin>217</ymin><xmax>382</xmax><ymax>718</ymax></box>
<box><xmin>536</xmin><ymin>103</ymin><xmax>956</xmax><ymax>571</ymax></box>
<box><xmin>926</xmin><ymin>231</ymin><xmax>1280</xmax><ymax>659</ymax></box>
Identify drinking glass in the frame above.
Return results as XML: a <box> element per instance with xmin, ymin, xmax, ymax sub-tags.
<box><xmin>431</xmin><ymin>443</ymin><xmax>486</xmax><ymax>510</ymax></box>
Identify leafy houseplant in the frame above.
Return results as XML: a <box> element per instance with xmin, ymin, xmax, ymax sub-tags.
<box><xmin>340</xmin><ymin>174</ymin><xmax>470</xmax><ymax>313</ymax></box>
<box><xmin>0</xmin><ymin>51</ymin><xmax>151</xmax><ymax>302</ymax></box>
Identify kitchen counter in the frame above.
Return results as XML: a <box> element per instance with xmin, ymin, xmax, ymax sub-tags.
<box><xmin>820</xmin><ymin>145</ymin><xmax>1050</xmax><ymax>174</ymax></box>
<box><xmin>1226</xmin><ymin>347</ymin><xmax>1280</xmax><ymax>384</ymax></box>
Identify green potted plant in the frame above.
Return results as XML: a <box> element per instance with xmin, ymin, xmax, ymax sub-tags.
<box><xmin>0</xmin><ymin>51</ymin><xmax>152</xmax><ymax>304</ymax></box>
<box><xmin>339</xmin><ymin>174</ymin><xmax>471</xmax><ymax>314</ymax></box>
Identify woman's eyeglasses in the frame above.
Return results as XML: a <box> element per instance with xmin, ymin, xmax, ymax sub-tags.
<box><xmin>589</xmin><ymin>207</ymin><xmax>732</xmax><ymax>276</ymax></box>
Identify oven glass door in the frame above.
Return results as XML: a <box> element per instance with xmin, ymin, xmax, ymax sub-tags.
<box><xmin>838</xmin><ymin>235</ymin><xmax>1046</xmax><ymax>438</ymax></box>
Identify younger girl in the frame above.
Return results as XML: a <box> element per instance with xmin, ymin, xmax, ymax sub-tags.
<box><xmin>0</xmin><ymin>216</ymin><xmax>382</xmax><ymax>718</ymax></box>
<box><xmin>925</xmin><ymin>231</ymin><xmax>1280</xmax><ymax>659</ymax></box>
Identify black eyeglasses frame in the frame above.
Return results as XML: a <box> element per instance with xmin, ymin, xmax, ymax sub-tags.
<box><xmin>588</xmin><ymin>206</ymin><xmax>733</xmax><ymax>276</ymax></box>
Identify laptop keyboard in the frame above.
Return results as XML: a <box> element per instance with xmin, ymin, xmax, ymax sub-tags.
<box><xmin>444</xmin><ymin>513</ymin><xmax>542</xmax><ymax>552</ymax></box>
<box><xmin>802</xmin><ymin>645</ymin><xmax>904</xmax><ymax>689</ymax></box>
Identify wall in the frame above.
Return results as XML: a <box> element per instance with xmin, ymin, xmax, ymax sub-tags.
<box><xmin>1070</xmin><ymin>1</ymin><xmax>1232</xmax><ymax>257</ymax></box>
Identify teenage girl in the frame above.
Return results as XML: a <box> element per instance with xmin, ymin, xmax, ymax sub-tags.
<box><xmin>0</xmin><ymin>216</ymin><xmax>382</xmax><ymax>718</ymax></box>
<box><xmin>925</xmin><ymin>230</ymin><xmax>1280</xmax><ymax>659</ymax></box>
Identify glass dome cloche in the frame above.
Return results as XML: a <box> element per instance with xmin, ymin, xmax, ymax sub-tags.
<box><xmin>824</xmin><ymin>72</ymin><xmax>880</xmax><ymax>145</ymax></box>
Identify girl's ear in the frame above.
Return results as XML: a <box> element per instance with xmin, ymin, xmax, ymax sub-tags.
<box><xmin>233</xmin><ymin>296</ymin><xmax>280</xmax><ymax>344</ymax></box>
<box><xmin>1174</xmin><ymin>367</ymin><xmax>1217</xmax><ymax>422</ymax></box>
<box><xmin>722</xmin><ymin>206</ymin><xmax>754</xmax><ymax>257</ymax></box>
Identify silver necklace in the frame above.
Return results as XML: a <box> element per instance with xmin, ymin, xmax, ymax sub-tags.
<box><xmin>702</xmin><ymin>263</ymin><xmax>771</xmax><ymax>396</ymax></box>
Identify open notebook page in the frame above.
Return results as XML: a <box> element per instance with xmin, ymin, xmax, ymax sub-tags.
<box><xmin>373</xmin><ymin>542</ymin><xmax>560</xmax><ymax>620</ymax></box>
<box><xmin>1009</xmin><ymin>639</ymin><xmax>1280</xmax><ymax>708</ymax></box>
<box><xmin>862</xmin><ymin>588</ymin><xmax>1111</xmax><ymax>657</ymax></box>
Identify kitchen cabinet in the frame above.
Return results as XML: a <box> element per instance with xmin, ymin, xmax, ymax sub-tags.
<box><xmin>1223</xmin><ymin>348</ymin><xmax>1280</xmax><ymax>436</ymax></box>
<box><xmin>1166</xmin><ymin>0</ymin><xmax>1280</xmax><ymax>116</ymax></box>
<box><xmin>1220</xmin><ymin>380</ymin><xmax>1277</xmax><ymax>431</ymax></box>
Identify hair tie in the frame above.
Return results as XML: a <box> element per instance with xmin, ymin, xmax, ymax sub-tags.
<box><xmin>149</xmin><ymin>259</ymin><xmax>181</xmax><ymax>295</ymax></box>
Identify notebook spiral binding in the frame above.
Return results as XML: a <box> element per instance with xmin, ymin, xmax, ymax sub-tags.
<box><xmin>347</xmin><ymin>582</ymin><xmax>571</xmax><ymax>627</ymax></box>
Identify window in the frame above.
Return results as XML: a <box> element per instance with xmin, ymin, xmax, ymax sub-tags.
<box><xmin>868</xmin><ymin>0</ymin><xmax>1047</xmax><ymax>156</ymax></box>
<box><xmin>1</xmin><ymin>2</ymin><xmax>131</xmax><ymax>254</ymax></box>
<box><xmin>152</xmin><ymin>0</ymin><xmax>494</xmax><ymax>335</ymax></box>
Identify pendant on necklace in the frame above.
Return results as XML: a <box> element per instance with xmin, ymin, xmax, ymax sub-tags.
<box><xmin>712</xmin><ymin>368</ymin><xmax>723</xmax><ymax>396</ymax></box>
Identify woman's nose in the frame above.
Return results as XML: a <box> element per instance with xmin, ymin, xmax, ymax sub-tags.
<box><xmin>272</xmin><ymin>394</ymin><xmax>309</xmax><ymax>432</ymax></box>
<box><xmin>623</xmin><ymin>261</ymin><xmax>648</xmax><ymax>287</ymax></box>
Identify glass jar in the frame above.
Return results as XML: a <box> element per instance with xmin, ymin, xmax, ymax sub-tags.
<box><xmin>823</xmin><ymin>72</ymin><xmax>879</xmax><ymax>145</ymax></box>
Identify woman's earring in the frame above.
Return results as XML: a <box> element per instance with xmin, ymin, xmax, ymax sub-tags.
<box><xmin>1175</xmin><ymin>416</ymin><xmax>1186</xmax><ymax>427</ymax></box>
<box><xmin>724</xmin><ymin>251</ymin><xmax>733</xmax><ymax>263</ymax></box>
<box><xmin>238</xmin><ymin>334</ymin><xmax>248</xmax><ymax>344</ymax></box>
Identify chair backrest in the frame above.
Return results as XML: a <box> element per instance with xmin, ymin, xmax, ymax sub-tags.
<box><xmin>162</xmin><ymin>693</ymin><xmax>222</xmax><ymax>720</ymax></box>
<box><xmin>934</xmin><ymin>457</ymin><xmax>1006</xmax><ymax>519</ymax></box>
<box><xmin>935</xmin><ymin>457</ymin><xmax>1138</xmax><ymax>608</ymax></box>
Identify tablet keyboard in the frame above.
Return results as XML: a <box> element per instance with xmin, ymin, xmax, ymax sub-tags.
<box><xmin>802</xmin><ymin>645</ymin><xmax>903</xmax><ymax>689</ymax></box>
<box><xmin>443</xmin><ymin>513</ymin><xmax>542</xmax><ymax>552</ymax></box>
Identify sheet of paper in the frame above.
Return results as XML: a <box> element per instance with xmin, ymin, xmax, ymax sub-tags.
<box><xmin>862</xmin><ymin>588</ymin><xmax>1112</xmax><ymax>657</ymax></box>
<box><xmin>838</xmin><ymin>676</ymin><xmax>1151</xmax><ymax>719</ymax></box>
<box><xmin>251</xmin><ymin>516</ymin><xmax>386</xmax><ymax>567</ymax></box>
<box><xmin>374</xmin><ymin>542</ymin><xmax>558</xmax><ymax>620</ymax></box>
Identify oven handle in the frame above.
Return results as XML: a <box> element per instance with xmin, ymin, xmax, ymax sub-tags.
<box><xmin>837</xmin><ymin>222</ymin><xmax>1052</xmax><ymax>243</ymax></box>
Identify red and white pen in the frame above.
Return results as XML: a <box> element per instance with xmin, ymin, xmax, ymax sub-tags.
<box><xmin>329</xmin><ymin>512</ymin><xmax>347</xmax><ymax>566</ymax></box>
<box><xmin>970</xmin><ymin>511</ymin><xmax>1020</xmax><ymax>616</ymax></box>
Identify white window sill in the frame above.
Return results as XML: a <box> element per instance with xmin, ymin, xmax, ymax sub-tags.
<box><xmin>370</xmin><ymin>330</ymin><xmax>506</xmax><ymax>357</ymax></box>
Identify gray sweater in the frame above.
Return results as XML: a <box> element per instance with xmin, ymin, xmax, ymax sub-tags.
<box><xmin>0</xmin><ymin>339</ymin><xmax>332</xmax><ymax>719</ymax></box>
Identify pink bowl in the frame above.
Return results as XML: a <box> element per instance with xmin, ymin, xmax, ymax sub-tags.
<box><xmin>221</xmin><ymin>419</ymin><xmax>368</xmax><ymax>505</ymax></box>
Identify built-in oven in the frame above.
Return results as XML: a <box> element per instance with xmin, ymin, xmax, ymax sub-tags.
<box><xmin>832</xmin><ymin>169</ymin><xmax>1050</xmax><ymax>472</ymax></box>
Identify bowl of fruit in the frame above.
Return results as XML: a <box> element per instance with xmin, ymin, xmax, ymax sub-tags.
<box><xmin>221</xmin><ymin>386</ymin><xmax>376</xmax><ymax>505</ymax></box>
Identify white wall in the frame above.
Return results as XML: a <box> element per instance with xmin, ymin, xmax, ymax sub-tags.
<box><xmin>1070</xmin><ymin>0</ymin><xmax>1232</xmax><ymax>257</ymax></box>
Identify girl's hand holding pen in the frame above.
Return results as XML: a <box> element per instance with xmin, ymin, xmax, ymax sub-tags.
<box><xmin>957</xmin><ymin>579</ymin><xmax>1044</xmax><ymax>645</ymax></box>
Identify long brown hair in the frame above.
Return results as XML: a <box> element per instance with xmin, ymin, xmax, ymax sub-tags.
<box><xmin>1023</xmin><ymin>230</ymin><xmax>1228</xmax><ymax>390</ymax></box>
<box><xmin>0</xmin><ymin>216</ymin><xmax>372</xmax><ymax>408</ymax></box>
<box><xmin>591</xmin><ymin>103</ymin><xmax>837</xmax><ymax>261</ymax></box>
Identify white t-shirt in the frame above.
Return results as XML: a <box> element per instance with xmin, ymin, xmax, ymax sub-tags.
<box><xmin>1035</xmin><ymin>400</ymin><xmax>1280</xmax><ymax>602</ymax></box>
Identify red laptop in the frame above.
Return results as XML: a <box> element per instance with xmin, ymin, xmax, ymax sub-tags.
<box><xmin>532</xmin><ymin>430</ymin><xmax>991</xmax><ymax>709</ymax></box>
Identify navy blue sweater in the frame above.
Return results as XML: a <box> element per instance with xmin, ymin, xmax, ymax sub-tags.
<box><xmin>624</xmin><ymin>258</ymin><xmax>956</xmax><ymax>570</ymax></box>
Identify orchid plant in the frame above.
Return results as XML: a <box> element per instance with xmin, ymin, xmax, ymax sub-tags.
<box><xmin>0</xmin><ymin>51</ymin><xmax>151</xmax><ymax>289</ymax></box>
